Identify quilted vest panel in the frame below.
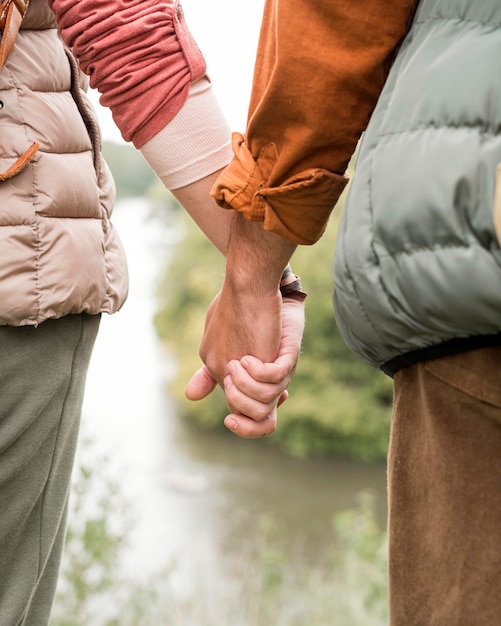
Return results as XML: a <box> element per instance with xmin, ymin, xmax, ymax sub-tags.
<box><xmin>333</xmin><ymin>0</ymin><xmax>501</xmax><ymax>370</ymax></box>
<box><xmin>0</xmin><ymin>0</ymin><xmax>128</xmax><ymax>325</ymax></box>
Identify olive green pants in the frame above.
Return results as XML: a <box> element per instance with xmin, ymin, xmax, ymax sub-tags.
<box><xmin>0</xmin><ymin>314</ymin><xmax>100</xmax><ymax>626</ymax></box>
<box><xmin>389</xmin><ymin>347</ymin><xmax>501</xmax><ymax>625</ymax></box>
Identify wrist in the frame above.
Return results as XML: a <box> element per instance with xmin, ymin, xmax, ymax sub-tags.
<box><xmin>225</xmin><ymin>213</ymin><xmax>296</xmax><ymax>295</ymax></box>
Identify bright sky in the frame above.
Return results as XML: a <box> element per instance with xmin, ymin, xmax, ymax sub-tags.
<box><xmin>89</xmin><ymin>0</ymin><xmax>266</xmax><ymax>143</ymax></box>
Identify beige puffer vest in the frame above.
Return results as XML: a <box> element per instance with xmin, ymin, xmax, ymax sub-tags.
<box><xmin>0</xmin><ymin>0</ymin><xmax>128</xmax><ymax>326</ymax></box>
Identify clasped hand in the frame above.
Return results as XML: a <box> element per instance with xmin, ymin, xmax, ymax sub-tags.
<box><xmin>185</xmin><ymin>286</ymin><xmax>305</xmax><ymax>438</ymax></box>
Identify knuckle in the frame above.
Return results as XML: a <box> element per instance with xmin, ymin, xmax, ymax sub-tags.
<box><xmin>252</xmin><ymin>406</ymin><xmax>271</xmax><ymax>422</ymax></box>
<box><xmin>255</xmin><ymin>388</ymin><xmax>275</xmax><ymax>404</ymax></box>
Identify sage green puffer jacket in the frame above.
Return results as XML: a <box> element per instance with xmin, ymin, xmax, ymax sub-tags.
<box><xmin>333</xmin><ymin>0</ymin><xmax>501</xmax><ymax>375</ymax></box>
<box><xmin>0</xmin><ymin>0</ymin><xmax>128</xmax><ymax>326</ymax></box>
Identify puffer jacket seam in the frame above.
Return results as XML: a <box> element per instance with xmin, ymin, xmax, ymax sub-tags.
<box><xmin>378</xmin><ymin>124</ymin><xmax>500</xmax><ymax>140</ymax></box>
<box><xmin>64</xmin><ymin>48</ymin><xmax>103</xmax><ymax>171</ymax></box>
<box><xmin>414</xmin><ymin>13</ymin><xmax>501</xmax><ymax>27</ymax></box>
<box><xmin>8</xmin><ymin>70</ymin><xmax>33</xmax><ymax>146</ymax></box>
<box><xmin>10</xmin><ymin>68</ymin><xmax>43</xmax><ymax>323</ymax></box>
<box><xmin>375</xmin><ymin>241</ymin><xmax>488</xmax><ymax>258</ymax></box>
<box><xmin>366</xmin><ymin>149</ymin><xmax>393</xmax><ymax>330</ymax></box>
<box><xmin>101</xmin><ymin>217</ymin><xmax>114</xmax><ymax>311</ymax></box>
<box><xmin>31</xmin><ymin>145</ymin><xmax>42</xmax><ymax>324</ymax></box>
<box><xmin>32</xmin><ymin>220</ymin><xmax>42</xmax><ymax>324</ymax></box>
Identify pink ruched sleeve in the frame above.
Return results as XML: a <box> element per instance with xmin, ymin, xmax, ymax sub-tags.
<box><xmin>48</xmin><ymin>0</ymin><xmax>207</xmax><ymax>148</ymax></box>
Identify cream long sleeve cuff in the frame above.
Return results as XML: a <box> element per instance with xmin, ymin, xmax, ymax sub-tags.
<box><xmin>140</xmin><ymin>78</ymin><xmax>233</xmax><ymax>190</ymax></box>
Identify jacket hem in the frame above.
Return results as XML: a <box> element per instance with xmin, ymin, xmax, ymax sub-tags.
<box><xmin>382</xmin><ymin>333</ymin><xmax>501</xmax><ymax>377</ymax></box>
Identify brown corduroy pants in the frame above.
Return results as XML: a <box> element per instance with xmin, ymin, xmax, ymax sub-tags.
<box><xmin>389</xmin><ymin>347</ymin><xmax>501</xmax><ymax>625</ymax></box>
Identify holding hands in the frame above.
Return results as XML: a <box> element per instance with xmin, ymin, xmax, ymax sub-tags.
<box><xmin>186</xmin><ymin>289</ymin><xmax>305</xmax><ymax>438</ymax></box>
<box><xmin>185</xmin><ymin>210</ymin><xmax>305</xmax><ymax>438</ymax></box>
<box><xmin>173</xmin><ymin>180</ymin><xmax>305</xmax><ymax>438</ymax></box>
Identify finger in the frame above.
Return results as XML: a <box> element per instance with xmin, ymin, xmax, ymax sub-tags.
<box><xmin>185</xmin><ymin>365</ymin><xmax>218</xmax><ymax>401</ymax></box>
<box><xmin>240</xmin><ymin>354</ymin><xmax>296</xmax><ymax>385</ymax></box>
<box><xmin>227</xmin><ymin>361</ymin><xmax>288</xmax><ymax>407</ymax></box>
<box><xmin>224</xmin><ymin>409</ymin><xmax>277</xmax><ymax>439</ymax></box>
<box><xmin>224</xmin><ymin>373</ymin><xmax>279</xmax><ymax>421</ymax></box>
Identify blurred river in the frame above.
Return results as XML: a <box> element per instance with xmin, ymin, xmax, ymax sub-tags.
<box><xmin>80</xmin><ymin>198</ymin><xmax>387</xmax><ymax>598</ymax></box>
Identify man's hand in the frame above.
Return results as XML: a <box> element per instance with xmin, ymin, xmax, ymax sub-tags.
<box><xmin>184</xmin><ymin>277</ymin><xmax>282</xmax><ymax>412</ymax></box>
<box><xmin>222</xmin><ymin>294</ymin><xmax>305</xmax><ymax>436</ymax></box>
<box><xmin>186</xmin><ymin>294</ymin><xmax>305</xmax><ymax>438</ymax></box>
<box><xmin>185</xmin><ymin>211</ymin><xmax>299</xmax><ymax>438</ymax></box>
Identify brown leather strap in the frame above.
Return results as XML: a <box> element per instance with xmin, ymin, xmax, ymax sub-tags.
<box><xmin>0</xmin><ymin>141</ymin><xmax>39</xmax><ymax>181</ymax></box>
<box><xmin>0</xmin><ymin>0</ymin><xmax>29</xmax><ymax>71</ymax></box>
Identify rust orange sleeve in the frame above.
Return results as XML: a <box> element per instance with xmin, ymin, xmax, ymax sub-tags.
<box><xmin>212</xmin><ymin>0</ymin><xmax>419</xmax><ymax>244</ymax></box>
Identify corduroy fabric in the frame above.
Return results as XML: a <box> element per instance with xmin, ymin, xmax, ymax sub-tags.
<box><xmin>389</xmin><ymin>347</ymin><xmax>501</xmax><ymax>625</ymax></box>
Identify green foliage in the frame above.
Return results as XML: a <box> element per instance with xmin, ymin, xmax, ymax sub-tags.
<box><xmin>334</xmin><ymin>491</ymin><xmax>389</xmax><ymax>625</ymax></box>
<box><xmin>57</xmin><ymin>464</ymin><xmax>124</xmax><ymax>616</ymax></box>
<box><xmin>52</xmin><ymin>451</ymin><xmax>388</xmax><ymax>626</ymax></box>
<box><xmin>154</xmin><ymin>199</ymin><xmax>392</xmax><ymax>462</ymax></box>
<box><xmin>50</xmin><ymin>443</ymin><xmax>175</xmax><ymax>626</ymax></box>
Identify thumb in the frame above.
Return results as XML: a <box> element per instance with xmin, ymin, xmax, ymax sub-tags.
<box><xmin>185</xmin><ymin>365</ymin><xmax>218</xmax><ymax>401</ymax></box>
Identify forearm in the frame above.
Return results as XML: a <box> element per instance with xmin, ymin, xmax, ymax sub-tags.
<box><xmin>224</xmin><ymin>212</ymin><xmax>296</xmax><ymax>297</ymax></box>
<box><xmin>171</xmin><ymin>171</ymin><xmax>234</xmax><ymax>255</ymax></box>
<box><xmin>140</xmin><ymin>78</ymin><xmax>234</xmax><ymax>254</ymax></box>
